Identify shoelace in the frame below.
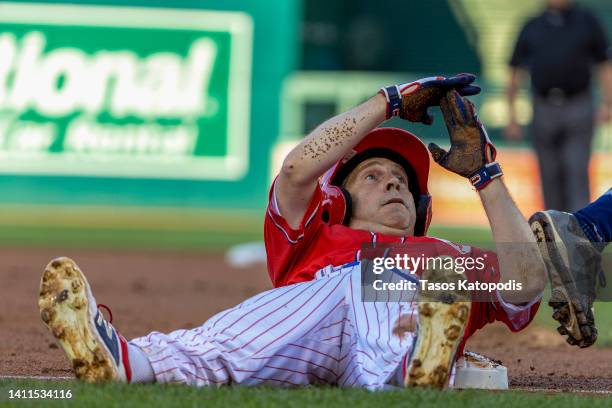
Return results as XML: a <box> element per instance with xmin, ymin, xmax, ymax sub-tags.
<box><xmin>97</xmin><ymin>303</ymin><xmax>114</xmax><ymax>324</ymax></box>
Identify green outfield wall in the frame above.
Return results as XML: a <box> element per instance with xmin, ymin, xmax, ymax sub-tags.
<box><xmin>0</xmin><ymin>0</ymin><xmax>299</xmax><ymax>212</ymax></box>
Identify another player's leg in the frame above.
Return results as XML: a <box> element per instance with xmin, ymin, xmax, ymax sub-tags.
<box><xmin>529</xmin><ymin>189</ymin><xmax>611</xmax><ymax>347</ymax></box>
<box><xmin>573</xmin><ymin>188</ymin><xmax>612</xmax><ymax>244</ymax></box>
<box><xmin>38</xmin><ymin>257</ymin><xmax>143</xmax><ymax>382</ymax></box>
<box><xmin>404</xmin><ymin>262</ymin><xmax>471</xmax><ymax>388</ymax></box>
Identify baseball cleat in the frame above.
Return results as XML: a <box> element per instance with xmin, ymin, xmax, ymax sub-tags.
<box><xmin>405</xmin><ymin>260</ymin><xmax>471</xmax><ymax>388</ymax></box>
<box><xmin>38</xmin><ymin>257</ymin><xmax>131</xmax><ymax>382</ymax></box>
<box><xmin>529</xmin><ymin>210</ymin><xmax>603</xmax><ymax>348</ymax></box>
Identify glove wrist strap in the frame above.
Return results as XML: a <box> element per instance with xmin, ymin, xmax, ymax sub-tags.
<box><xmin>379</xmin><ymin>85</ymin><xmax>402</xmax><ymax>119</ymax></box>
<box><xmin>469</xmin><ymin>162</ymin><xmax>503</xmax><ymax>191</ymax></box>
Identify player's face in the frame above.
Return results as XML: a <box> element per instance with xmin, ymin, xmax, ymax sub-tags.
<box><xmin>344</xmin><ymin>157</ymin><xmax>416</xmax><ymax>235</ymax></box>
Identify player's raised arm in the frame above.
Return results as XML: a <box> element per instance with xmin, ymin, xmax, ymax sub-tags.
<box><xmin>430</xmin><ymin>90</ymin><xmax>547</xmax><ymax>304</ymax></box>
<box><xmin>276</xmin><ymin>74</ymin><xmax>481</xmax><ymax>229</ymax></box>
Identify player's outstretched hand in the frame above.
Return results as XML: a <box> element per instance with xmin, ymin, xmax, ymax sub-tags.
<box><xmin>379</xmin><ymin>73</ymin><xmax>481</xmax><ymax>124</ymax></box>
<box><xmin>428</xmin><ymin>90</ymin><xmax>496</xmax><ymax>178</ymax></box>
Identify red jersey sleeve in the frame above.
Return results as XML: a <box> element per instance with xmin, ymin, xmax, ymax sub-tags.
<box><xmin>264</xmin><ymin>177</ymin><xmax>326</xmax><ymax>287</ymax></box>
<box><xmin>463</xmin><ymin>246</ymin><xmax>541</xmax><ymax>340</ymax></box>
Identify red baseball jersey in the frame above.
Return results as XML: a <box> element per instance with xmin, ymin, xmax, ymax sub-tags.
<box><xmin>264</xmin><ymin>179</ymin><xmax>541</xmax><ymax>341</ymax></box>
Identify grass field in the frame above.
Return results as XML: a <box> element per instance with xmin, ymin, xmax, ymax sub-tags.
<box><xmin>0</xmin><ymin>380</ymin><xmax>610</xmax><ymax>407</ymax></box>
<box><xmin>0</xmin><ymin>223</ymin><xmax>493</xmax><ymax>251</ymax></box>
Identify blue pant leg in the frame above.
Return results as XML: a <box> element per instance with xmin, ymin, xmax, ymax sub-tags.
<box><xmin>573</xmin><ymin>188</ymin><xmax>612</xmax><ymax>242</ymax></box>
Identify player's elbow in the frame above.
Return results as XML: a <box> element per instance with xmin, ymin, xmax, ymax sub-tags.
<box><xmin>280</xmin><ymin>156</ymin><xmax>311</xmax><ymax>187</ymax></box>
<box><xmin>518</xmin><ymin>255</ymin><xmax>547</xmax><ymax>301</ymax></box>
<box><xmin>521</xmin><ymin>278</ymin><xmax>545</xmax><ymax>303</ymax></box>
<box><xmin>499</xmin><ymin>246</ymin><xmax>547</xmax><ymax>303</ymax></box>
<box><xmin>281</xmin><ymin>156</ymin><xmax>298</xmax><ymax>177</ymax></box>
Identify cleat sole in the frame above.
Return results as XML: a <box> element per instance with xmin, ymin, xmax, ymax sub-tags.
<box><xmin>38</xmin><ymin>257</ymin><xmax>119</xmax><ymax>383</ymax></box>
<box><xmin>405</xmin><ymin>301</ymin><xmax>471</xmax><ymax>388</ymax></box>
<box><xmin>529</xmin><ymin>214</ymin><xmax>583</xmax><ymax>341</ymax></box>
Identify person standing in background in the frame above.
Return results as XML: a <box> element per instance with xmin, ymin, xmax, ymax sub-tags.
<box><xmin>506</xmin><ymin>0</ymin><xmax>612</xmax><ymax>212</ymax></box>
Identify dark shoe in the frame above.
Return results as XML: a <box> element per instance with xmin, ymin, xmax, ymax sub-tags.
<box><xmin>529</xmin><ymin>210</ymin><xmax>603</xmax><ymax>348</ymax></box>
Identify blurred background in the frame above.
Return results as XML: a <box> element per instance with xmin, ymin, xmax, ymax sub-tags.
<box><xmin>0</xmin><ymin>0</ymin><xmax>610</xmax><ymax>250</ymax></box>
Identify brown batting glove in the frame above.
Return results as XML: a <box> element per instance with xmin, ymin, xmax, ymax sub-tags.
<box><xmin>379</xmin><ymin>74</ymin><xmax>481</xmax><ymax>124</ymax></box>
<box><xmin>428</xmin><ymin>90</ymin><xmax>498</xmax><ymax>182</ymax></box>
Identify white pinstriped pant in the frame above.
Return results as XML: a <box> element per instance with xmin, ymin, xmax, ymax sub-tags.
<box><xmin>130</xmin><ymin>263</ymin><xmax>419</xmax><ymax>389</ymax></box>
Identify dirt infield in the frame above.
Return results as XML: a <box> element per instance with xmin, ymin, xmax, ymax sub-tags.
<box><xmin>3</xmin><ymin>247</ymin><xmax>611</xmax><ymax>391</ymax></box>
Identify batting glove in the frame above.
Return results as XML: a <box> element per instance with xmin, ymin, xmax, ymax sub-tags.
<box><xmin>379</xmin><ymin>73</ymin><xmax>481</xmax><ymax>124</ymax></box>
<box><xmin>429</xmin><ymin>90</ymin><xmax>501</xmax><ymax>191</ymax></box>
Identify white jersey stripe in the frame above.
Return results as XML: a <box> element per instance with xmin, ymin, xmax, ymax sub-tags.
<box><xmin>248</xmin><ymin>279</ymin><xmax>348</xmax><ymax>354</ymax></box>
<box><xmin>230</xmin><ymin>277</ymin><xmax>344</xmax><ymax>354</ymax></box>
<box><xmin>218</xmin><ymin>283</ymin><xmax>308</xmax><ymax>342</ymax></box>
<box><xmin>130</xmin><ymin>263</ymin><xmax>419</xmax><ymax>389</ymax></box>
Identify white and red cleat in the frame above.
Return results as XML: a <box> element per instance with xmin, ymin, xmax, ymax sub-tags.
<box><xmin>39</xmin><ymin>257</ymin><xmax>132</xmax><ymax>383</ymax></box>
<box><xmin>404</xmin><ymin>259</ymin><xmax>471</xmax><ymax>388</ymax></box>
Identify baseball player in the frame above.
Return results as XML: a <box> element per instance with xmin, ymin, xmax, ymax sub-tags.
<box><xmin>530</xmin><ymin>188</ymin><xmax>611</xmax><ymax>348</ymax></box>
<box><xmin>39</xmin><ymin>74</ymin><xmax>547</xmax><ymax>389</ymax></box>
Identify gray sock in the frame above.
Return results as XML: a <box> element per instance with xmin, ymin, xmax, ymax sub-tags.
<box><xmin>127</xmin><ymin>343</ymin><xmax>155</xmax><ymax>383</ymax></box>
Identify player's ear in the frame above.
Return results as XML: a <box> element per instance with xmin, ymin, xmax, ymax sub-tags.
<box><xmin>341</xmin><ymin>172</ymin><xmax>354</xmax><ymax>191</ymax></box>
